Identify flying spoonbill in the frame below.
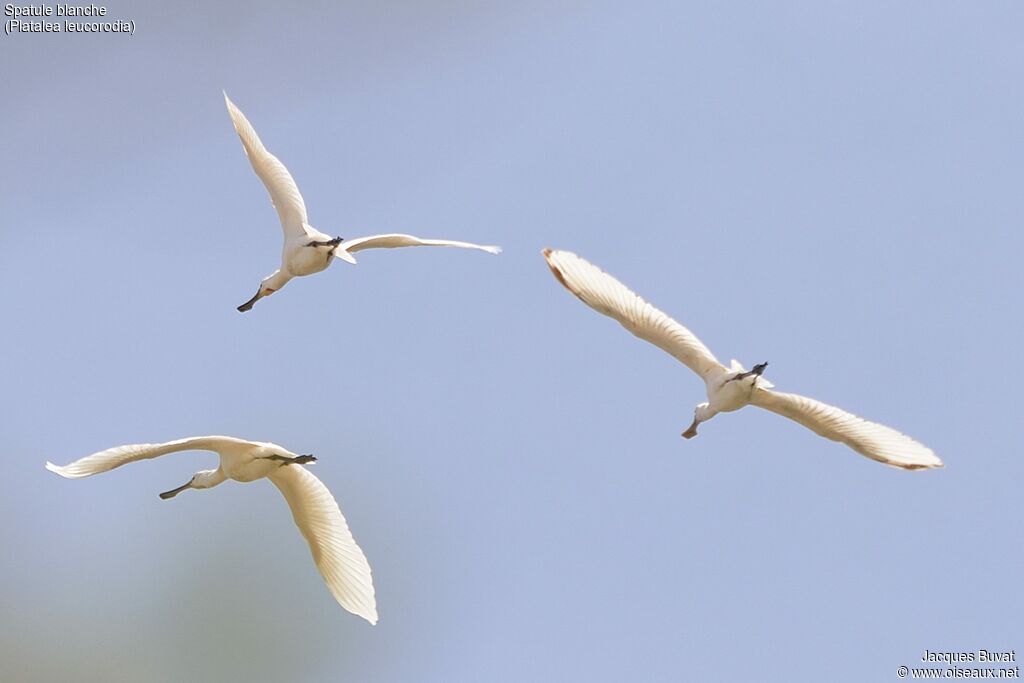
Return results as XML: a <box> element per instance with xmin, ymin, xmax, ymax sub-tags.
<box><xmin>46</xmin><ymin>435</ymin><xmax>378</xmax><ymax>623</ymax></box>
<box><xmin>224</xmin><ymin>93</ymin><xmax>501</xmax><ymax>312</ymax></box>
<box><xmin>542</xmin><ymin>249</ymin><xmax>942</xmax><ymax>470</ymax></box>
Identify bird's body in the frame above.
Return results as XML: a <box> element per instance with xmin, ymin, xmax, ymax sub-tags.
<box><xmin>284</xmin><ymin>228</ymin><xmax>338</xmax><ymax>278</ymax></box>
<box><xmin>45</xmin><ymin>435</ymin><xmax>378</xmax><ymax>624</ymax></box>
<box><xmin>224</xmin><ymin>92</ymin><xmax>501</xmax><ymax>311</ymax></box>
<box><xmin>705</xmin><ymin>362</ymin><xmax>764</xmax><ymax>415</ymax></box>
<box><xmin>209</xmin><ymin>438</ymin><xmax>281</xmax><ymax>481</ymax></box>
<box><xmin>543</xmin><ymin>249</ymin><xmax>942</xmax><ymax>471</ymax></box>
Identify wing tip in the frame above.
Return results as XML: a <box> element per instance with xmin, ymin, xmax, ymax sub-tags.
<box><xmin>484</xmin><ymin>245</ymin><xmax>502</xmax><ymax>255</ymax></box>
<box><xmin>339</xmin><ymin>594</ymin><xmax>378</xmax><ymax>625</ymax></box>
<box><xmin>896</xmin><ymin>457</ymin><xmax>944</xmax><ymax>471</ymax></box>
<box><xmin>223</xmin><ymin>92</ymin><xmax>245</xmax><ymax>129</ymax></box>
<box><xmin>45</xmin><ymin>461</ymin><xmax>75</xmax><ymax>478</ymax></box>
<box><xmin>879</xmin><ymin>446</ymin><xmax>944</xmax><ymax>471</ymax></box>
<box><xmin>542</xmin><ymin>248</ymin><xmax>571</xmax><ymax>291</ymax></box>
<box><xmin>542</xmin><ymin>248</ymin><xmax>603</xmax><ymax>308</ymax></box>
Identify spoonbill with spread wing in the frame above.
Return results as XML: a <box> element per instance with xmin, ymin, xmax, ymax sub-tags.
<box><xmin>46</xmin><ymin>435</ymin><xmax>378</xmax><ymax>623</ymax></box>
<box><xmin>543</xmin><ymin>249</ymin><xmax>942</xmax><ymax>470</ymax></box>
<box><xmin>224</xmin><ymin>93</ymin><xmax>501</xmax><ymax>312</ymax></box>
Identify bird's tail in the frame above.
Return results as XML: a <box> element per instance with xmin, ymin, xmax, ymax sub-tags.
<box><xmin>333</xmin><ymin>247</ymin><xmax>357</xmax><ymax>265</ymax></box>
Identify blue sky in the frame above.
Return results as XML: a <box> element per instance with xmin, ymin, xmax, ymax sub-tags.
<box><xmin>2</xmin><ymin>2</ymin><xmax>1022</xmax><ymax>681</ymax></box>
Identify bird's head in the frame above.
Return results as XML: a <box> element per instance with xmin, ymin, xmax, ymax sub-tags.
<box><xmin>159</xmin><ymin>468</ymin><xmax>223</xmax><ymax>499</ymax></box>
<box><xmin>191</xmin><ymin>469</ymin><xmax>223</xmax><ymax>489</ymax></box>
<box><xmin>237</xmin><ymin>270</ymin><xmax>291</xmax><ymax>312</ymax></box>
<box><xmin>260</xmin><ymin>269</ymin><xmax>291</xmax><ymax>294</ymax></box>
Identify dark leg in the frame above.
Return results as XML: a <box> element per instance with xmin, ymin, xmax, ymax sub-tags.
<box><xmin>264</xmin><ymin>453</ymin><xmax>317</xmax><ymax>465</ymax></box>
<box><xmin>726</xmin><ymin>361</ymin><xmax>768</xmax><ymax>383</ymax></box>
<box><xmin>306</xmin><ymin>236</ymin><xmax>344</xmax><ymax>248</ymax></box>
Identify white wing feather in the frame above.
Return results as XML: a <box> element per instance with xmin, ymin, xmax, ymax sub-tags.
<box><xmin>45</xmin><ymin>436</ymin><xmax>256</xmax><ymax>479</ymax></box>
<box><xmin>543</xmin><ymin>249</ymin><xmax>727</xmax><ymax>382</ymax></box>
<box><xmin>224</xmin><ymin>93</ymin><xmax>310</xmax><ymax>240</ymax></box>
<box><xmin>267</xmin><ymin>464</ymin><xmax>378</xmax><ymax>625</ymax></box>
<box><xmin>336</xmin><ymin>233</ymin><xmax>501</xmax><ymax>263</ymax></box>
<box><xmin>751</xmin><ymin>389</ymin><xmax>943</xmax><ymax>470</ymax></box>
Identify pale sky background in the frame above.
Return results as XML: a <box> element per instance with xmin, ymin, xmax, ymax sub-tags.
<box><xmin>2</xmin><ymin>2</ymin><xmax>1022</xmax><ymax>681</ymax></box>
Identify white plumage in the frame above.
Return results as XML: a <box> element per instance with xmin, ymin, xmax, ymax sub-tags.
<box><xmin>543</xmin><ymin>249</ymin><xmax>942</xmax><ymax>471</ymax></box>
<box><xmin>46</xmin><ymin>435</ymin><xmax>378</xmax><ymax>624</ymax></box>
<box><xmin>224</xmin><ymin>93</ymin><xmax>500</xmax><ymax>311</ymax></box>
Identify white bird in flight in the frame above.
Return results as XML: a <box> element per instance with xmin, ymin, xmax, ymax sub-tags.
<box><xmin>543</xmin><ymin>249</ymin><xmax>942</xmax><ymax>471</ymax></box>
<box><xmin>224</xmin><ymin>93</ymin><xmax>501</xmax><ymax>312</ymax></box>
<box><xmin>45</xmin><ymin>436</ymin><xmax>378</xmax><ymax>623</ymax></box>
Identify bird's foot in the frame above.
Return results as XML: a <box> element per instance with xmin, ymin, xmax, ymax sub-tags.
<box><xmin>727</xmin><ymin>361</ymin><xmax>769</xmax><ymax>383</ymax></box>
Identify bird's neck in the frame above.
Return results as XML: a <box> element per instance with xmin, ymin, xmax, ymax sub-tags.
<box><xmin>263</xmin><ymin>269</ymin><xmax>292</xmax><ymax>291</ymax></box>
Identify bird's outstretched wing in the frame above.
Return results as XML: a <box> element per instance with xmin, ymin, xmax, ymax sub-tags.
<box><xmin>224</xmin><ymin>92</ymin><xmax>310</xmax><ymax>240</ymax></box>
<box><xmin>750</xmin><ymin>388</ymin><xmax>943</xmax><ymax>470</ymax></box>
<box><xmin>336</xmin><ymin>233</ymin><xmax>501</xmax><ymax>263</ymax></box>
<box><xmin>267</xmin><ymin>464</ymin><xmax>378</xmax><ymax>624</ymax></box>
<box><xmin>543</xmin><ymin>249</ymin><xmax>727</xmax><ymax>382</ymax></box>
<box><xmin>45</xmin><ymin>436</ymin><xmax>256</xmax><ymax>478</ymax></box>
